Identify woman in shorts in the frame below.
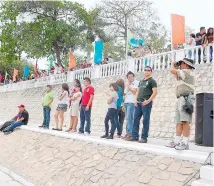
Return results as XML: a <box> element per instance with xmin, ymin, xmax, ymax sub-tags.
<box><xmin>66</xmin><ymin>79</ymin><xmax>81</xmax><ymax>132</ymax></box>
<box><xmin>53</xmin><ymin>83</ymin><xmax>69</xmax><ymax>131</ymax></box>
<box><xmin>67</xmin><ymin>85</ymin><xmax>82</xmax><ymax>132</ymax></box>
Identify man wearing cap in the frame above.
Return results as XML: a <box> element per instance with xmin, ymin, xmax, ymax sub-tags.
<box><xmin>3</xmin><ymin>105</ymin><xmax>29</xmax><ymax>134</ymax></box>
<box><xmin>39</xmin><ymin>85</ymin><xmax>54</xmax><ymax>129</ymax></box>
<box><xmin>166</xmin><ymin>58</ymin><xmax>195</xmax><ymax>150</ymax></box>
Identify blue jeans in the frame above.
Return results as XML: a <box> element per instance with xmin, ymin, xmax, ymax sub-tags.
<box><xmin>210</xmin><ymin>46</ymin><xmax>213</xmax><ymax>62</ymax></box>
<box><xmin>188</xmin><ymin>50</ymin><xmax>196</xmax><ymax>63</ymax></box>
<box><xmin>115</xmin><ymin>107</ymin><xmax>125</xmax><ymax>135</ymax></box>
<box><xmin>124</xmin><ymin>103</ymin><xmax>135</xmax><ymax>135</ymax></box>
<box><xmin>132</xmin><ymin>102</ymin><xmax>153</xmax><ymax>140</ymax></box>
<box><xmin>79</xmin><ymin>106</ymin><xmax>91</xmax><ymax>133</ymax></box>
<box><xmin>7</xmin><ymin>121</ymin><xmax>24</xmax><ymax>132</ymax></box>
<box><xmin>105</xmin><ymin>108</ymin><xmax>117</xmax><ymax>135</ymax></box>
<box><xmin>43</xmin><ymin>106</ymin><xmax>51</xmax><ymax>128</ymax></box>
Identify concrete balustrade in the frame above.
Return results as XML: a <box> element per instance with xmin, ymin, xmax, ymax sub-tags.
<box><xmin>0</xmin><ymin>44</ymin><xmax>213</xmax><ymax>93</ymax></box>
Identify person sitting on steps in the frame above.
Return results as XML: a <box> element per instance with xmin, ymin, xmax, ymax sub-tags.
<box><xmin>0</xmin><ymin>112</ymin><xmax>20</xmax><ymax>132</ymax></box>
<box><xmin>3</xmin><ymin>105</ymin><xmax>29</xmax><ymax>134</ymax></box>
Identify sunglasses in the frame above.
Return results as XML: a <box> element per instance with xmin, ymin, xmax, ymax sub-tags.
<box><xmin>144</xmin><ymin>69</ymin><xmax>151</xmax><ymax>72</ymax></box>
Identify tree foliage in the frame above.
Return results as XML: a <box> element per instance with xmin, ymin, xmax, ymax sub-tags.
<box><xmin>99</xmin><ymin>0</ymin><xmax>168</xmax><ymax>54</ymax></box>
<box><xmin>0</xmin><ymin>0</ymin><xmax>169</xmax><ymax>75</ymax></box>
<box><xmin>0</xmin><ymin>1</ymin><xmax>107</xmax><ymax>68</ymax></box>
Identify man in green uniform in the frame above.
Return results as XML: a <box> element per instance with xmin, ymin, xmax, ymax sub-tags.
<box><xmin>128</xmin><ymin>66</ymin><xmax>157</xmax><ymax>143</ymax></box>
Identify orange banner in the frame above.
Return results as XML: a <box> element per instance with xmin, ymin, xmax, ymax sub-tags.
<box><xmin>69</xmin><ymin>50</ymin><xmax>76</xmax><ymax>69</ymax></box>
<box><xmin>13</xmin><ymin>68</ymin><xmax>18</xmax><ymax>82</ymax></box>
<box><xmin>171</xmin><ymin>14</ymin><xmax>185</xmax><ymax>45</ymax></box>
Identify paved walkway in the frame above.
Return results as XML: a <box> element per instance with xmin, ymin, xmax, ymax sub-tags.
<box><xmin>0</xmin><ymin>130</ymin><xmax>203</xmax><ymax>186</ymax></box>
<box><xmin>0</xmin><ymin>170</ymin><xmax>23</xmax><ymax>186</ymax></box>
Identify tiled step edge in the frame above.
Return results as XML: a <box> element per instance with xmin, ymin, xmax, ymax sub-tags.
<box><xmin>0</xmin><ymin>164</ymin><xmax>36</xmax><ymax>186</ymax></box>
<box><xmin>200</xmin><ymin>165</ymin><xmax>214</xmax><ymax>182</ymax></box>
<box><xmin>191</xmin><ymin>179</ymin><xmax>213</xmax><ymax>186</ymax></box>
<box><xmin>21</xmin><ymin>126</ymin><xmax>209</xmax><ymax>164</ymax></box>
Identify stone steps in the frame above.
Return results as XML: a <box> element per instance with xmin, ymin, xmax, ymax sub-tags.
<box><xmin>200</xmin><ymin>165</ymin><xmax>214</xmax><ymax>182</ymax></box>
<box><xmin>191</xmin><ymin>156</ymin><xmax>214</xmax><ymax>186</ymax></box>
<box><xmin>0</xmin><ymin>129</ymin><xmax>204</xmax><ymax>186</ymax></box>
<box><xmin>192</xmin><ymin>179</ymin><xmax>213</xmax><ymax>186</ymax></box>
<box><xmin>21</xmin><ymin>125</ymin><xmax>210</xmax><ymax>164</ymax></box>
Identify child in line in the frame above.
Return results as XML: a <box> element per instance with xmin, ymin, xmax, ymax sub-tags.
<box><xmin>101</xmin><ymin>83</ymin><xmax>119</xmax><ymax>139</ymax></box>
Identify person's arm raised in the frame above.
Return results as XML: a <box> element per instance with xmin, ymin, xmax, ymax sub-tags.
<box><xmin>170</xmin><ymin>61</ymin><xmax>179</xmax><ymax>78</ymax></box>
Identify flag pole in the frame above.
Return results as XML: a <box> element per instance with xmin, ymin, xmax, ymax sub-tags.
<box><xmin>125</xmin><ymin>25</ymin><xmax>128</xmax><ymax>60</ymax></box>
<box><xmin>3</xmin><ymin>71</ymin><xmax>7</xmax><ymax>85</ymax></box>
<box><xmin>170</xmin><ymin>14</ymin><xmax>173</xmax><ymax>51</ymax></box>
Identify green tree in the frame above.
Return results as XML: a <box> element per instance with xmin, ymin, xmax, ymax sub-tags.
<box><xmin>99</xmin><ymin>0</ymin><xmax>168</xmax><ymax>56</ymax></box>
<box><xmin>0</xmin><ymin>1</ymin><xmax>102</xmax><ymax>68</ymax></box>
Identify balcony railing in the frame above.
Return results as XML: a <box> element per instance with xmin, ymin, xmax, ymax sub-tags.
<box><xmin>0</xmin><ymin>44</ymin><xmax>213</xmax><ymax>92</ymax></box>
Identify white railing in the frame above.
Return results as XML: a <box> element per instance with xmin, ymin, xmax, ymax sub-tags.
<box><xmin>134</xmin><ymin>44</ymin><xmax>213</xmax><ymax>72</ymax></box>
<box><xmin>0</xmin><ymin>44</ymin><xmax>213</xmax><ymax>92</ymax></box>
<box><xmin>74</xmin><ymin>67</ymin><xmax>92</xmax><ymax>80</ymax></box>
<box><xmin>100</xmin><ymin>60</ymin><xmax>128</xmax><ymax>78</ymax></box>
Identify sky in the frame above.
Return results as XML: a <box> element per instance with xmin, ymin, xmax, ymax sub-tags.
<box><xmin>32</xmin><ymin>0</ymin><xmax>214</xmax><ymax>69</ymax></box>
<box><xmin>77</xmin><ymin>0</ymin><xmax>213</xmax><ymax>31</ymax></box>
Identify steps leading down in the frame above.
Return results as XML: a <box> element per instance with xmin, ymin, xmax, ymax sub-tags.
<box><xmin>192</xmin><ymin>153</ymin><xmax>214</xmax><ymax>186</ymax></box>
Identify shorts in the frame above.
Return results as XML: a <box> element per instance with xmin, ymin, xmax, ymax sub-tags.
<box><xmin>56</xmin><ymin>104</ymin><xmax>68</xmax><ymax>112</ymax></box>
<box><xmin>175</xmin><ymin>94</ymin><xmax>194</xmax><ymax>124</ymax></box>
<box><xmin>70</xmin><ymin>103</ymin><xmax>80</xmax><ymax>117</ymax></box>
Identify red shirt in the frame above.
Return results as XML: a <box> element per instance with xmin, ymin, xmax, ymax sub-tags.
<box><xmin>81</xmin><ymin>85</ymin><xmax>94</xmax><ymax>107</ymax></box>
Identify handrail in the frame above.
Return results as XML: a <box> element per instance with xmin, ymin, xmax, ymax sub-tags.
<box><xmin>0</xmin><ymin>44</ymin><xmax>213</xmax><ymax>92</ymax></box>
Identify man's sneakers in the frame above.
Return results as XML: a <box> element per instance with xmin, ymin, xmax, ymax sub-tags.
<box><xmin>166</xmin><ymin>140</ymin><xmax>178</xmax><ymax>148</ymax></box>
<box><xmin>106</xmin><ymin>135</ymin><xmax>113</xmax><ymax>139</ymax></box>
<box><xmin>138</xmin><ymin>138</ymin><xmax>147</xmax><ymax>143</ymax></box>
<box><xmin>85</xmin><ymin>132</ymin><xmax>90</xmax><ymax>136</ymax></box>
<box><xmin>175</xmin><ymin>142</ymin><xmax>189</xmax><ymax>150</ymax></box>
<box><xmin>166</xmin><ymin>140</ymin><xmax>189</xmax><ymax>150</ymax></box>
<box><xmin>126</xmin><ymin>138</ymin><xmax>138</xmax><ymax>142</ymax></box>
<box><xmin>100</xmin><ymin>134</ymin><xmax>108</xmax><ymax>138</ymax></box>
<box><xmin>3</xmin><ymin>131</ymin><xmax>12</xmax><ymax>135</ymax></box>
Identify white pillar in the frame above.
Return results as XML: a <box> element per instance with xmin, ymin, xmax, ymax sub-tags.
<box><xmin>127</xmin><ymin>58</ymin><xmax>135</xmax><ymax>73</ymax></box>
<box><xmin>67</xmin><ymin>71</ymin><xmax>75</xmax><ymax>82</ymax></box>
<box><xmin>94</xmin><ymin>66</ymin><xmax>101</xmax><ymax>79</ymax></box>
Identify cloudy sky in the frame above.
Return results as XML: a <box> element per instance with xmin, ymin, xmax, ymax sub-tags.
<box><xmin>77</xmin><ymin>0</ymin><xmax>213</xmax><ymax>31</ymax></box>
<box><xmin>36</xmin><ymin>0</ymin><xmax>214</xmax><ymax>69</ymax></box>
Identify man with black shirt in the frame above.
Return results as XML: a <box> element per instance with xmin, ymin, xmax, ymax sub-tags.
<box><xmin>127</xmin><ymin>66</ymin><xmax>157</xmax><ymax>143</ymax></box>
<box><xmin>195</xmin><ymin>27</ymin><xmax>206</xmax><ymax>63</ymax></box>
<box><xmin>3</xmin><ymin>105</ymin><xmax>29</xmax><ymax>134</ymax></box>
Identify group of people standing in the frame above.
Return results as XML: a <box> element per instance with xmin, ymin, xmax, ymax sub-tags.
<box><xmin>40</xmin><ymin>78</ymin><xmax>94</xmax><ymax>136</ymax></box>
<box><xmin>187</xmin><ymin>27</ymin><xmax>213</xmax><ymax>63</ymax></box>
<box><xmin>1</xmin><ymin>57</ymin><xmax>195</xmax><ymax>151</ymax></box>
<box><xmin>100</xmin><ymin>67</ymin><xmax>157</xmax><ymax>143</ymax></box>
<box><xmin>39</xmin><ymin>66</ymin><xmax>158</xmax><ymax>144</ymax></box>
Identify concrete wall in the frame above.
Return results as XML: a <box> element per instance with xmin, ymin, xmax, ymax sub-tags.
<box><xmin>0</xmin><ymin>63</ymin><xmax>213</xmax><ymax>140</ymax></box>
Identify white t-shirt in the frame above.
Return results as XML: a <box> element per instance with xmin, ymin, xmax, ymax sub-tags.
<box><xmin>187</xmin><ymin>38</ymin><xmax>196</xmax><ymax>47</ymax></box>
<box><xmin>71</xmin><ymin>92</ymin><xmax>82</xmax><ymax>105</ymax></box>
<box><xmin>108</xmin><ymin>91</ymin><xmax>118</xmax><ymax>109</ymax></box>
<box><xmin>58</xmin><ymin>91</ymin><xmax>69</xmax><ymax>105</ymax></box>
<box><xmin>124</xmin><ymin>80</ymin><xmax>139</xmax><ymax>103</ymax></box>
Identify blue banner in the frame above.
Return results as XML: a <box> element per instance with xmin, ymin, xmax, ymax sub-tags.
<box><xmin>94</xmin><ymin>41</ymin><xmax>104</xmax><ymax>65</ymax></box>
<box><xmin>23</xmin><ymin>66</ymin><xmax>30</xmax><ymax>78</ymax></box>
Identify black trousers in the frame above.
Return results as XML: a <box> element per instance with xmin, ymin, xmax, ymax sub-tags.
<box><xmin>104</xmin><ymin>108</ymin><xmax>117</xmax><ymax>135</ymax></box>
